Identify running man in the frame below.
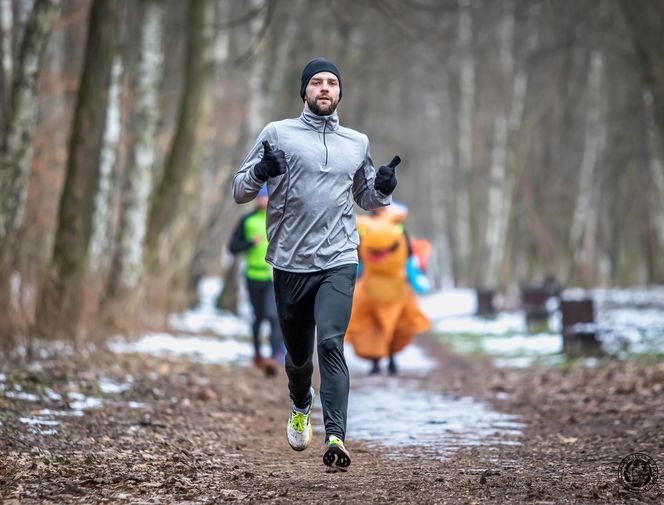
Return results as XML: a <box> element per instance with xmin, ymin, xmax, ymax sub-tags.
<box><xmin>232</xmin><ymin>58</ymin><xmax>400</xmax><ymax>471</ymax></box>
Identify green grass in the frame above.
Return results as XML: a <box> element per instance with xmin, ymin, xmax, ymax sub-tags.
<box><xmin>432</xmin><ymin>332</ymin><xmax>489</xmax><ymax>355</ymax></box>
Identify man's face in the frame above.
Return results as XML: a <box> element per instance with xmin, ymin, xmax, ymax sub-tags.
<box><xmin>304</xmin><ymin>71</ymin><xmax>340</xmax><ymax>116</ymax></box>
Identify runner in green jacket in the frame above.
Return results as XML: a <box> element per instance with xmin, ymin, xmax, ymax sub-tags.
<box><xmin>229</xmin><ymin>186</ymin><xmax>284</xmax><ymax>367</ymax></box>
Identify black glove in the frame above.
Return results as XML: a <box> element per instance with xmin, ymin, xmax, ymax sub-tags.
<box><xmin>374</xmin><ymin>155</ymin><xmax>401</xmax><ymax>195</ymax></box>
<box><xmin>253</xmin><ymin>141</ymin><xmax>288</xmax><ymax>181</ymax></box>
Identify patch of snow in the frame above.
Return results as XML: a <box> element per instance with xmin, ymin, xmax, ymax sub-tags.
<box><xmin>5</xmin><ymin>390</ymin><xmax>39</xmax><ymax>402</ymax></box>
<box><xmin>434</xmin><ymin>312</ymin><xmax>526</xmax><ymax>335</ymax></box>
<box><xmin>98</xmin><ymin>378</ymin><xmax>132</xmax><ymax>394</ymax></box>
<box><xmin>38</xmin><ymin>429</ymin><xmax>58</xmax><ymax>435</ymax></box>
<box><xmin>593</xmin><ymin>286</ymin><xmax>664</xmax><ymax>306</ymax></box>
<box><xmin>166</xmin><ymin>276</ymin><xmax>252</xmax><ymax>338</ymax></box>
<box><xmin>109</xmin><ymin>333</ymin><xmax>269</xmax><ymax>365</ymax></box>
<box><xmin>67</xmin><ymin>392</ymin><xmax>103</xmax><ymax>411</ymax></box>
<box><xmin>561</xmin><ymin>288</ymin><xmax>590</xmax><ymax>301</ymax></box>
<box><xmin>483</xmin><ymin>334</ymin><xmax>562</xmax><ymax>355</ymax></box>
<box><xmin>419</xmin><ymin>289</ymin><xmax>476</xmax><ymax>319</ymax></box>
<box><xmin>19</xmin><ymin>416</ymin><xmax>60</xmax><ymax>426</ymax></box>
<box><xmin>44</xmin><ymin>388</ymin><xmax>62</xmax><ymax>401</ymax></box>
<box><xmin>168</xmin><ymin>310</ymin><xmax>251</xmax><ymax>338</ymax></box>
<box><xmin>198</xmin><ymin>277</ymin><xmax>222</xmax><ymax>307</ymax></box>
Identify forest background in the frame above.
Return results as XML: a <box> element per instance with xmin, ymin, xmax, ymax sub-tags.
<box><xmin>1</xmin><ymin>0</ymin><xmax>663</xmax><ymax>347</ymax></box>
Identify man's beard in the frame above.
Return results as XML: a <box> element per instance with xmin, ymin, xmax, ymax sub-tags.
<box><xmin>306</xmin><ymin>95</ymin><xmax>338</xmax><ymax>116</ymax></box>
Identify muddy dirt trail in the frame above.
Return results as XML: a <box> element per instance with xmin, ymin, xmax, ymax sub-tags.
<box><xmin>1</xmin><ymin>335</ymin><xmax>662</xmax><ymax>504</ymax></box>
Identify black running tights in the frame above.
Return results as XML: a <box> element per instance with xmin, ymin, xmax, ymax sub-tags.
<box><xmin>273</xmin><ymin>264</ymin><xmax>356</xmax><ymax>441</ymax></box>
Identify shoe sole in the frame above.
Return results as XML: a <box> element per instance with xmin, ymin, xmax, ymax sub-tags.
<box><xmin>323</xmin><ymin>444</ymin><xmax>351</xmax><ymax>471</ymax></box>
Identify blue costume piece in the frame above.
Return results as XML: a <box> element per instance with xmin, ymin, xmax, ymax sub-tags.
<box><xmin>407</xmin><ymin>256</ymin><xmax>431</xmax><ymax>294</ymax></box>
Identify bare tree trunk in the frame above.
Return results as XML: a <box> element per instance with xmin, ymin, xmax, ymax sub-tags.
<box><xmin>216</xmin><ymin>255</ymin><xmax>238</xmax><ymax>313</ymax></box>
<box><xmin>245</xmin><ymin>0</ymin><xmax>268</xmax><ymax>137</ymax></box>
<box><xmin>643</xmin><ymin>88</ymin><xmax>664</xmax><ymax>279</ymax></box>
<box><xmin>484</xmin><ymin>2</ymin><xmax>530</xmax><ymax>287</ymax></box>
<box><xmin>431</xmin><ymin>150</ymin><xmax>455</xmax><ymax>287</ymax></box>
<box><xmin>485</xmin><ymin>116</ymin><xmax>508</xmax><ymax>284</ymax></box>
<box><xmin>454</xmin><ymin>0</ymin><xmax>474</xmax><ymax>285</ymax></box>
<box><xmin>569</xmin><ymin>50</ymin><xmax>606</xmax><ymax>286</ymax></box>
<box><xmin>213</xmin><ymin>0</ymin><xmax>230</xmax><ymax>64</ymax></box>
<box><xmin>104</xmin><ymin>0</ymin><xmax>163</xmax><ymax>312</ymax></box>
<box><xmin>0</xmin><ymin>0</ymin><xmax>60</xmax><ymax>253</ymax></box>
<box><xmin>89</xmin><ymin>56</ymin><xmax>122</xmax><ymax>272</ymax></box>
<box><xmin>143</xmin><ymin>0</ymin><xmax>215</xmax><ymax>274</ymax></box>
<box><xmin>0</xmin><ymin>0</ymin><xmax>12</xmax><ymax>131</ymax></box>
<box><xmin>34</xmin><ymin>0</ymin><xmax>120</xmax><ymax>340</ymax></box>
<box><xmin>483</xmin><ymin>2</ymin><xmax>513</xmax><ymax>288</ymax></box>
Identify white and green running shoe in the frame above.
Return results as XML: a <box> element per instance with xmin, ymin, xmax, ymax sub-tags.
<box><xmin>287</xmin><ymin>387</ymin><xmax>315</xmax><ymax>451</ymax></box>
<box><xmin>323</xmin><ymin>436</ymin><xmax>351</xmax><ymax>471</ymax></box>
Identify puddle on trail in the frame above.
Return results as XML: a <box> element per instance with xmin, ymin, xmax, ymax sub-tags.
<box><xmin>345</xmin><ymin>380</ymin><xmax>523</xmax><ymax>459</ymax></box>
<box><xmin>314</xmin><ymin>345</ymin><xmax>524</xmax><ymax>460</ymax></box>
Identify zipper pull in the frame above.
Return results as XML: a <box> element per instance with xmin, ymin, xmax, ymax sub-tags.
<box><xmin>323</xmin><ymin>120</ymin><xmax>328</xmax><ymax>165</ymax></box>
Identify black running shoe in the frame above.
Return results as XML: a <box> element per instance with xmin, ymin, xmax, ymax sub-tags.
<box><xmin>323</xmin><ymin>436</ymin><xmax>351</xmax><ymax>471</ymax></box>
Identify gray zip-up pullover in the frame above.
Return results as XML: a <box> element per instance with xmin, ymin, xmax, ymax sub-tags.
<box><xmin>233</xmin><ymin>108</ymin><xmax>391</xmax><ymax>272</ymax></box>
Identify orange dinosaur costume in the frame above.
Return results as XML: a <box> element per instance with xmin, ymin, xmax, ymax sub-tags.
<box><xmin>345</xmin><ymin>211</ymin><xmax>431</xmax><ymax>362</ymax></box>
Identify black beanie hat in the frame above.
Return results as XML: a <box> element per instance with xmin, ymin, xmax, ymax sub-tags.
<box><xmin>300</xmin><ymin>58</ymin><xmax>342</xmax><ymax>100</ymax></box>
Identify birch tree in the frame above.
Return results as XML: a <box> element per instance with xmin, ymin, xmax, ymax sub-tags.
<box><xmin>484</xmin><ymin>1</ymin><xmax>531</xmax><ymax>287</ymax></box>
<box><xmin>245</xmin><ymin>0</ymin><xmax>269</xmax><ymax>139</ymax></box>
<box><xmin>430</xmin><ymin>148</ymin><xmax>455</xmax><ymax>287</ymax></box>
<box><xmin>34</xmin><ymin>0</ymin><xmax>120</xmax><ymax>340</ymax></box>
<box><xmin>568</xmin><ymin>50</ymin><xmax>606</xmax><ymax>286</ymax></box>
<box><xmin>89</xmin><ymin>57</ymin><xmax>122</xmax><ymax>272</ymax></box>
<box><xmin>105</xmin><ymin>0</ymin><xmax>163</xmax><ymax>306</ymax></box>
<box><xmin>143</xmin><ymin>0</ymin><xmax>215</xmax><ymax>278</ymax></box>
<box><xmin>454</xmin><ymin>0</ymin><xmax>474</xmax><ymax>285</ymax></box>
<box><xmin>0</xmin><ymin>0</ymin><xmax>60</xmax><ymax>253</ymax></box>
<box><xmin>0</xmin><ymin>0</ymin><xmax>12</xmax><ymax>130</ymax></box>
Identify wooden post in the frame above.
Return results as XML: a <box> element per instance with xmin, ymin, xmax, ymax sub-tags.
<box><xmin>521</xmin><ymin>284</ymin><xmax>551</xmax><ymax>331</ymax></box>
<box><xmin>560</xmin><ymin>298</ymin><xmax>601</xmax><ymax>357</ymax></box>
<box><xmin>476</xmin><ymin>288</ymin><xmax>496</xmax><ymax>316</ymax></box>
